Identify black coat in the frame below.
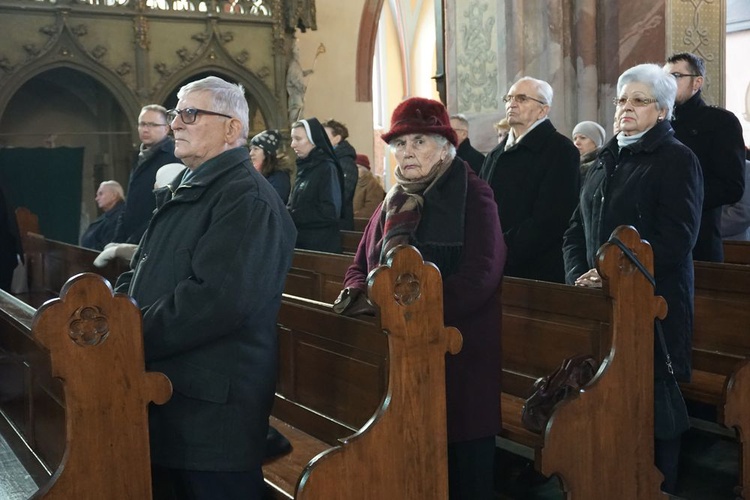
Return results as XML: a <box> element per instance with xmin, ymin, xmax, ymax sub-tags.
<box><xmin>672</xmin><ymin>91</ymin><xmax>745</xmax><ymax>262</ymax></box>
<box><xmin>116</xmin><ymin>147</ymin><xmax>297</xmax><ymax>470</ymax></box>
<box><xmin>480</xmin><ymin>119</ymin><xmax>580</xmax><ymax>282</ymax></box>
<box><xmin>114</xmin><ymin>136</ymin><xmax>179</xmax><ymax>244</ymax></box>
<box><xmin>334</xmin><ymin>140</ymin><xmax>358</xmax><ymax>230</ymax></box>
<box><xmin>457</xmin><ymin>137</ymin><xmax>486</xmax><ymax>174</ymax></box>
<box><xmin>80</xmin><ymin>200</ymin><xmax>124</xmax><ymax>250</ymax></box>
<box><xmin>563</xmin><ymin>120</ymin><xmax>703</xmax><ymax>381</ymax></box>
<box><xmin>289</xmin><ymin>148</ymin><xmax>343</xmax><ymax>253</ymax></box>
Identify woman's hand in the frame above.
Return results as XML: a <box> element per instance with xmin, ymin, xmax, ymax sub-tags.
<box><xmin>574</xmin><ymin>268</ymin><xmax>602</xmax><ymax>288</ymax></box>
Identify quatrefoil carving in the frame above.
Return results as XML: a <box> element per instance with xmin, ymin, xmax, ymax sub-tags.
<box><xmin>68</xmin><ymin>306</ymin><xmax>109</xmax><ymax>346</ymax></box>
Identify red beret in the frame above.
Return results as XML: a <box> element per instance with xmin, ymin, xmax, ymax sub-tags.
<box><xmin>355</xmin><ymin>154</ymin><xmax>371</xmax><ymax>169</ymax></box>
<box><xmin>381</xmin><ymin>97</ymin><xmax>458</xmax><ymax>147</ymax></box>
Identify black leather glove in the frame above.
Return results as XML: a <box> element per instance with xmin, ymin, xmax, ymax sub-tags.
<box><xmin>332</xmin><ymin>287</ymin><xmax>376</xmax><ymax>317</ymax></box>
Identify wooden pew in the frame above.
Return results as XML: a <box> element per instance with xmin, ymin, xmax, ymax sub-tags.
<box><xmin>680</xmin><ymin>260</ymin><xmax>750</xmax><ymax>497</ymax></box>
<box><xmin>0</xmin><ymin>273</ymin><xmax>171</xmax><ymax>499</ymax></box>
<box><xmin>281</xmin><ymin>226</ymin><xmax>667</xmax><ymax>498</ymax></box>
<box><xmin>264</xmin><ymin>245</ymin><xmax>461</xmax><ymax>499</ymax></box>
<box><xmin>285</xmin><ymin>250</ymin><xmax>353</xmax><ymax>303</ymax></box>
<box><xmin>16</xmin><ymin>232</ymin><xmax>127</xmax><ymax>308</ymax></box>
<box><xmin>723</xmin><ymin>240</ymin><xmax>750</xmax><ymax>265</ymax></box>
<box><xmin>340</xmin><ymin>230</ymin><xmax>363</xmax><ymax>254</ymax></box>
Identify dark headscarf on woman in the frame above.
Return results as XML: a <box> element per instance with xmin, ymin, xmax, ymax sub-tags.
<box><xmin>296</xmin><ymin>118</ymin><xmax>346</xmax><ymax>214</ymax></box>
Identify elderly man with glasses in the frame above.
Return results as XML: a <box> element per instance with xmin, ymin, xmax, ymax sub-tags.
<box><xmin>112</xmin><ymin>104</ymin><xmax>179</xmax><ymax>245</ymax></box>
<box><xmin>116</xmin><ymin>76</ymin><xmax>297</xmax><ymax>500</ymax></box>
<box><xmin>479</xmin><ymin>76</ymin><xmax>579</xmax><ymax>283</ymax></box>
<box><xmin>664</xmin><ymin>52</ymin><xmax>745</xmax><ymax>262</ymax></box>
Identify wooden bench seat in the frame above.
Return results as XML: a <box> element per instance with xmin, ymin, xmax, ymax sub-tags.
<box><xmin>0</xmin><ymin>273</ymin><xmax>171</xmax><ymax>499</ymax></box>
<box><xmin>263</xmin><ymin>417</ymin><xmax>331</xmax><ymax>499</ymax></box>
<box><xmin>677</xmin><ymin>259</ymin><xmax>750</xmax><ymax>497</ymax></box>
<box><xmin>282</xmin><ymin>226</ymin><xmax>667</xmax><ymax>498</ymax></box>
<box><xmin>264</xmin><ymin>245</ymin><xmax>460</xmax><ymax>498</ymax></box>
<box><xmin>723</xmin><ymin>240</ymin><xmax>750</xmax><ymax>265</ymax></box>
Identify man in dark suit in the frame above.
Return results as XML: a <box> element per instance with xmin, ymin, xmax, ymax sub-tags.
<box><xmin>80</xmin><ymin>180</ymin><xmax>125</xmax><ymax>250</ymax></box>
<box><xmin>116</xmin><ymin>76</ymin><xmax>297</xmax><ymax>500</ymax></box>
<box><xmin>113</xmin><ymin>104</ymin><xmax>179</xmax><ymax>244</ymax></box>
<box><xmin>450</xmin><ymin>114</ymin><xmax>485</xmax><ymax>173</ymax></box>
<box><xmin>665</xmin><ymin>52</ymin><xmax>745</xmax><ymax>262</ymax></box>
<box><xmin>480</xmin><ymin>77</ymin><xmax>580</xmax><ymax>283</ymax></box>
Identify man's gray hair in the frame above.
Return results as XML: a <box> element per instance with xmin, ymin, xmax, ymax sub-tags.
<box><xmin>100</xmin><ymin>180</ymin><xmax>125</xmax><ymax>201</ymax></box>
<box><xmin>617</xmin><ymin>63</ymin><xmax>677</xmax><ymax>120</ymax></box>
<box><xmin>514</xmin><ymin>76</ymin><xmax>553</xmax><ymax>107</ymax></box>
<box><xmin>177</xmin><ymin>76</ymin><xmax>249</xmax><ymax>138</ymax></box>
<box><xmin>449</xmin><ymin>114</ymin><xmax>469</xmax><ymax>129</ymax></box>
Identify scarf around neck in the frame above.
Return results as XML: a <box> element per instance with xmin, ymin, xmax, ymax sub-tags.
<box><xmin>369</xmin><ymin>155</ymin><xmax>453</xmax><ymax>268</ymax></box>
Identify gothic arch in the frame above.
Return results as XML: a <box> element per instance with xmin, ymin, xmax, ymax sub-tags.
<box><xmin>0</xmin><ymin>59</ymin><xmax>140</xmax><ymax>137</ymax></box>
<box><xmin>153</xmin><ymin>62</ymin><xmax>284</xmax><ymax>131</ymax></box>
<box><xmin>356</xmin><ymin>0</ymin><xmax>386</xmax><ymax>102</ymax></box>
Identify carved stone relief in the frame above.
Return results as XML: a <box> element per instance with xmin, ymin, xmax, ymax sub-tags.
<box><xmin>668</xmin><ymin>0</ymin><xmax>725</xmax><ymax>104</ymax></box>
<box><xmin>455</xmin><ymin>0</ymin><xmax>498</xmax><ymax>113</ymax></box>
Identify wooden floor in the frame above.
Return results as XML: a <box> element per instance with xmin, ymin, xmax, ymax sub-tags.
<box><xmin>496</xmin><ymin>422</ymin><xmax>740</xmax><ymax>500</ymax></box>
<box><xmin>1</xmin><ymin>420</ymin><xmax>739</xmax><ymax>500</ymax></box>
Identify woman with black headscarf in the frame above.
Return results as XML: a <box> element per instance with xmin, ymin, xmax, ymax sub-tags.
<box><xmin>288</xmin><ymin>117</ymin><xmax>345</xmax><ymax>253</ymax></box>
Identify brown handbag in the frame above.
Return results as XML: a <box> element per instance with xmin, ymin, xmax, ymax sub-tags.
<box><xmin>520</xmin><ymin>354</ymin><xmax>599</xmax><ymax>433</ymax></box>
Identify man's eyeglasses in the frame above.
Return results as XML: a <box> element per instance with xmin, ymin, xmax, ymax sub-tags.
<box><xmin>613</xmin><ymin>96</ymin><xmax>658</xmax><ymax>107</ymax></box>
<box><xmin>167</xmin><ymin>107</ymin><xmax>233</xmax><ymax>124</ymax></box>
<box><xmin>138</xmin><ymin>122</ymin><xmax>167</xmax><ymax>129</ymax></box>
<box><xmin>669</xmin><ymin>72</ymin><xmax>700</xmax><ymax>79</ymax></box>
<box><xmin>502</xmin><ymin>94</ymin><xmax>547</xmax><ymax>105</ymax></box>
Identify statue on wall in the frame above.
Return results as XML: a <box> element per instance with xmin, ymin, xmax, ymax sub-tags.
<box><xmin>286</xmin><ymin>38</ymin><xmax>325</xmax><ymax>123</ymax></box>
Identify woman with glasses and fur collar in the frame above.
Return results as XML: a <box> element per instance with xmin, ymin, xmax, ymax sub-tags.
<box><xmin>563</xmin><ymin>63</ymin><xmax>703</xmax><ymax>494</ymax></box>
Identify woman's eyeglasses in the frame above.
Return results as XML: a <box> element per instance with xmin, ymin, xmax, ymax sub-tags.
<box><xmin>167</xmin><ymin>107</ymin><xmax>233</xmax><ymax>124</ymax></box>
<box><xmin>613</xmin><ymin>96</ymin><xmax>658</xmax><ymax>107</ymax></box>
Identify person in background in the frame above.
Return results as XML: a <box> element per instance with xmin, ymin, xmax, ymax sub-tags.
<box><xmin>494</xmin><ymin>118</ymin><xmax>510</xmax><ymax>144</ymax></box>
<box><xmin>450</xmin><ymin>114</ymin><xmax>485</xmax><ymax>173</ymax></box>
<box><xmin>322</xmin><ymin>119</ymin><xmax>357</xmax><ymax>230</ymax></box>
<box><xmin>572</xmin><ymin>120</ymin><xmax>606</xmax><ymax>178</ymax></box>
<box><xmin>564</xmin><ymin>63</ymin><xmax>703</xmax><ymax>494</ymax></box>
<box><xmin>80</xmin><ymin>180</ymin><xmax>126</xmax><ymax>251</ymax></box>
<box><xmin>665</xmin><ymin>52</ymin><xmax>745</xmax><ymax>262</ymax></box>
<box><xmin>289</xmin><ymin>118</ymin><xmax>345</xmax><ymax>253</ymax></box>
<box><xmin>480</xmin><ymin>76</ymin><xmax>579</xmax><ymax>283</ymax></box>
<box><xmin>113</xmin><ymin>104</ymin><xmax>180</xmax><ymax>245</ymax></box>
<box><xmin>334</xmin><ymin>97</ymin><xmax>506</xmax><ymax>500</ymax></box>
<box><xmin>115</xmin><ymin>76</ymin><xmax>297</xmax><ymax>500</ymax></box>
<box><xmin>721</xmin><ymin>160</ymin><xmax>750</xmax><ymax>241</ymax></box>
<box><xmin>249</xmin><ymin>129</ymin><xmax>292</xmax><ymax>203</ymax></box>
<box><xmin>94</xmin><ymin>164</ymin><xmax>186</xmax><ymax>268</ymax></box>
<box><xmin>352</xmin><ymin>153</ymin><xmax>384</xmax><ymax>219</ymax></box>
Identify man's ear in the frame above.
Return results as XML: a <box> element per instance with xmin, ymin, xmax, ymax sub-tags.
<box><xmin>226</xmin><ymin>118</ymin><xmax>243</xmax><ymax>143</ymax></box>
<box><xmin>693</xmin><ymin>75</ymin><xmax>704</xmax><ymax>93</ymax></box>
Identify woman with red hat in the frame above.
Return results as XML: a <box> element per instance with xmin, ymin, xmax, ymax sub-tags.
<box><xmin>333</xmin><ymin>97</ymin><xmax>507</xmax><ymax>499</ymax></box>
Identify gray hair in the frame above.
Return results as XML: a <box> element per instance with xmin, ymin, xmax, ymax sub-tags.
<box><xmin>514</xmin><ymin>76</ymin><xmax>553</xmax><ymax>107</ymax></box>
<box><xmin>617</xmin><ymin>63</ymin><xmax>677</xmax><ymax>120</ymax></box>
<box><xmin>100</xmin><ymin>180</ymin><xmax>125</xmax><ymax>201</ymax></box>
<box><xmin>449</xmin><ymin>114</ymin><xmax>469</xmax><ymax>129</ymax></box>
<box><xmin>177</xmin><ymin>76</ymin><xmax>249</xmax><ymax>138</ymax></box>
<box><xmin>388</xmin><ymin>133</ymin><xmax>456</xmax><ymax>158</ymax></box>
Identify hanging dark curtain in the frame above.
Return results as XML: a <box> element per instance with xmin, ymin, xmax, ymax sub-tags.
<box><xmin>0</xmin><ymin>147</ymin><xmax>84</xmax><ymax>244</ymax></box>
